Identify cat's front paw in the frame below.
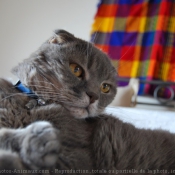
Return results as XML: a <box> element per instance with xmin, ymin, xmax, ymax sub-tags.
<box><xmin>20</xmin><ymin>121</ymin><xmax>60</xmax><ymax>169</ymax></box>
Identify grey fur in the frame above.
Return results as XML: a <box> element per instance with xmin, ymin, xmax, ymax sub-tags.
<box><xmin>0</xmin><ymin>30</ymin><xmax>175</xmax><ymax>175</ymax></box>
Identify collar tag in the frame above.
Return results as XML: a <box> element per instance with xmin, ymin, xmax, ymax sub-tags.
<box><xmin>15</xmin><ymin>81</ymin><xmax>46</xmax><ymax>109</ymax></box>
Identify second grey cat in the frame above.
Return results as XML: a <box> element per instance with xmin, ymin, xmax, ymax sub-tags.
<box><xmin>0</xmin><ymin>30</ymin><xmax>174</xmax><ymax>175</ymax></box>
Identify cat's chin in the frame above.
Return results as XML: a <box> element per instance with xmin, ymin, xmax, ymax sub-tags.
<box><xmin>64</xmin><ymin>106</ymin><xmax>89</xmax><ymax>119</ymax></box>
<box><xmin>63</xmin><ymin>101</ymin><xmax>101</xmax><ymax>119</ymax></box>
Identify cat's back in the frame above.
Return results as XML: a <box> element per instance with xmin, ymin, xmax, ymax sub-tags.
<box><xmin>0</xmin><ymin>78</ymin><xmax>21</xmax><ymax>108</ymax></box>
<box><xmin>88</xmin><ymin>114</ymin><xmax>175</xmax><ymax>172</ymax></box>
<box><xmin>0</xmin><ymin>78</ymin><xmax>14</xmax><ymax>93</ymax></box>
<box><xmin>0</xmin><ymin>78</ymin><xmax>29</xmax><ymax>127</ymax></box>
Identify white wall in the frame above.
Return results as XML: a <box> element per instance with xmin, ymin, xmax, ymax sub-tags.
<box><xmin>0</xmin><ymin>0</ymin><xmax>98</xmax><ymax>80</ymax></box>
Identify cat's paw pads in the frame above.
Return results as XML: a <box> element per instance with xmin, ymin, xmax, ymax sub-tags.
<box><xmin>20</xmin><ymin>121</ymin><xmax>60</xmax><ymax>169</ymax></box>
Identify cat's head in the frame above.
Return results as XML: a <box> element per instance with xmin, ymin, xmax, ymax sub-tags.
<box><xmin>12</xmin><ymin>30</ymin><xmax>117</xmax><ymax>118</ymax></box>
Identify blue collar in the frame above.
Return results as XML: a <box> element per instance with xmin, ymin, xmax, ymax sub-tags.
<box><xmin>15</xmin><ymin>81</ymin><xmax>37</xmax><ymax>98</ymax></box>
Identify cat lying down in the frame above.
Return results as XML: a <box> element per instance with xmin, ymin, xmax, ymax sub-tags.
<box><xmin>0</xmin><ymin>30</ymin><xmax>175</xmax><ymax>175</ymax></box>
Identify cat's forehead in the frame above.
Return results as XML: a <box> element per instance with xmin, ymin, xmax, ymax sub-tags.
<box><xmin>65</xmin><ymin>41</ymin><xmax>114</xmax><ymax>67</ymax></box>
<box><xmin>40</xmin><ymin>40</ymin><xmax>116</xmax><ymax>82</ymax></box>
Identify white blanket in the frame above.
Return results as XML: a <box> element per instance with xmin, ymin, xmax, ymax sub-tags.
<box><xmin>105</xmin><ymin>107</ymin><xmax>175</xmax><ymax>133</ymax></box>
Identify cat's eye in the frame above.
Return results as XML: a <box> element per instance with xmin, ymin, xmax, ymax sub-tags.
<box><xmin>101</xmin><ymin>83</ymin><xmax>111</xmax><ymax>93</ymax></box>
<box><xmin>69</xmin><ymin>63</ymin><xmax>83</xmax><ymax>78</ymax></box>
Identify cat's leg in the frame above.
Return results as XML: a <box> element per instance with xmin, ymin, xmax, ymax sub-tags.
<box><xmin>0</xmin><ymin>150</ymin><xmax>29</xmax><ymax>175</ymax></box>
<box><xmin>0</xmin><ymin>121</ymin><xmax>60</xmax><ymax>170</ymax></box>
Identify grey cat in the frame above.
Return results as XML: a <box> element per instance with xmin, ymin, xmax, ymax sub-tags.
<box><xmin>0</xmin><ymin>30</ymin><xmax>175</xmax><ymax>175</ymax></box>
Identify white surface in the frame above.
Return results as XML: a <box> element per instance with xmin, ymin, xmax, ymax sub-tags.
<box><xmin>105</xmin><ymin>107</ymin><xmax>175</xmax><ymax>133</ymax></box>
<box><xmin>0</xmin><ymin>0</ymin><xmax>98</xmax><ymax>79</ymax></box>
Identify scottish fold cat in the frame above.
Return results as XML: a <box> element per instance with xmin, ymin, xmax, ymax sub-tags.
<box><xmin>0</xmin><ymin>30</ymin><xmax>174</xmax><ymax>175</ymax></box>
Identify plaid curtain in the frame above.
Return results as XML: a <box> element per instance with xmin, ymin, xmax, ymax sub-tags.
<box><xmin>91</xmin><ymin>0</ymin><xmax>175</xmax><ymax>99</ymax></box>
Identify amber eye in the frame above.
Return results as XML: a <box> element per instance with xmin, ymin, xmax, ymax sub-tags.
<box><xmin>69</xmin><ymin>63</ymin><xmax>83</xmax><ymax>78</ymax></box>
<box><xmin>101</xmin><ymin>83</ymin><xmax>111</xmax><ymax>93</ymax></box>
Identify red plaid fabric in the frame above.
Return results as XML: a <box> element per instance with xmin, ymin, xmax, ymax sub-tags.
<box><xmin>91</xmin><ymin>0</ymin><xmax>175</xmax><ymax>99</ymax></box>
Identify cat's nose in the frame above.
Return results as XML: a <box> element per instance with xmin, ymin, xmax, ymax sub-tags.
<box><xmin>86</xmin><ymin>91</ymin><xmax>99</xmax><ymax>104</ymax></box>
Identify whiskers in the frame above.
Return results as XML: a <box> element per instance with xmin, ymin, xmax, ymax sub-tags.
<box><xmin>36</xmin><ymin>70</ymin><xmax>60</xmax><ymax>91</ymax></box>
<box><xmin>110</xmin><ymin>38</ymin><xmax>137</xmax><ymax>73</ymax></box>
<box><xmin>91</xmin><ymin>23</ymin><xmax>137</xmax><ymax>75</ymax></box>
<box><xmin>0</xmin><ymin>92</ymin><xmax>29</xmax><ymax>103</ymax></box>
<box><xmin>0</xmin><ymin>82</ymin><xmax>78</xmax><ymax>109</ymax></box>
<box><xmin>0</xmin><ymin>81</ymin><xmax>61</xmax><ymax>104</ymax></box>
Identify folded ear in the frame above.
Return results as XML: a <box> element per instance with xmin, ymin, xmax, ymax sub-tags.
<box><xmin>12</xmin><ymin>29</ymin><xmax>75</xmax><ymax>85</ymax></box>
<box><xmin>48</xmin><ymin>29</ymin><xmax>75</xmax><ymax>44</ymax></box>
